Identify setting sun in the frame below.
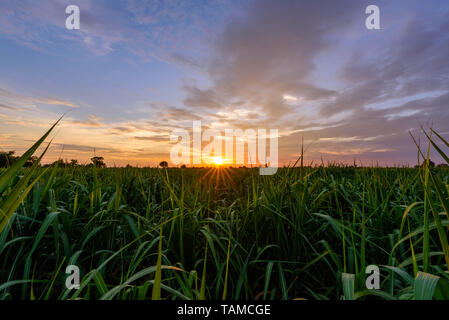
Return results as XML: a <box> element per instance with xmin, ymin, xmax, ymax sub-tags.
<box><xmin>212</xmin><ymin>156</ymin><xmax>224</xmax><ymax>165</ymax></box>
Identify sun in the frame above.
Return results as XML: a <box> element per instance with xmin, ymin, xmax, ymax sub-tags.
<box><xmin>212</xmin><ymin>156</ymin><xmax>223</xmax><ymax>166</ymax></box>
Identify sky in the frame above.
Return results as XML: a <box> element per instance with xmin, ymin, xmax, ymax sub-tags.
<box><xmin>0</xmin><ymin>0</ymin><xmax>448</xmax><ymax>167</ymax></box>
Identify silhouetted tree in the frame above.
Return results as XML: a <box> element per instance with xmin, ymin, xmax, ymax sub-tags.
<box><xmin>70</xmin><ymin>159</ymin><xmax>79</xmax><ymax>167</ymax></box>
<box><xmin>180</xmin><ymin>164</ymin><xmax>186</xmax><ymax>168</ymax></box>
<box><xmin>91</xmin><ymin>156</ymin><xmax>106</xmax><ymax>168</ymax></box>
<box><xmin>415</xmin><ymin>160</ymin><xmax>436</xmax><ymax>169</ymax></box>
<box><xmin>159</xmin><ymin>161</ymin><xmax>168</xmax><ymax>168</ymax></box>
<box><xmin>423</xmin><ymin>160</ymin><xmax>435</xmax><ymax>168</ymax></box>
<box><xmin>51</xmin><ymin>159</ymin><xmax>67</xmax><ymax>167</ymax></box>
<box><xmin>24</xmin><ymin>156</ymin><xmax>39</xmax><ymax>167</ymax></box>
<box><xmin>0</xmin><ymin>151</ymin><xmax>18</xmax><ymax>167</ymax></box>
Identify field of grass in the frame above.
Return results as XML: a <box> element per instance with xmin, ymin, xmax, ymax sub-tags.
<box><xmin>1</xmin><ymin>124</ymin><xmax>449</xmax><ymax>300</ymax></box>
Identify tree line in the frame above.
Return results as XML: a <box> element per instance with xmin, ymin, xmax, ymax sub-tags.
<box><xmin>0</xmin><ymin>151</ymin><xmax>106</xmax><ymax>168</ymax></box>
<box><xmin>0</xmin><ymin>151</ymin><xmax>171</xmax><ymax>168</ymax></box>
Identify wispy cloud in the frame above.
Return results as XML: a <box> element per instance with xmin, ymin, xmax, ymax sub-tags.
<box><xmin>0</xmin><ymin>86</ymin><xmax>79</xmax><ymax>111</ymax></box>
<box><xmin>70</xmin><ymin>114</ymin><xmax>103</xmax><ymax>127</ymax></box>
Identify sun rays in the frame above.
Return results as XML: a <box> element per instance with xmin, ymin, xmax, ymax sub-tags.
<box><xmin>196</xmin><ymin>162</ymin><xmax>239</xmax><ymax>191</ymax></box>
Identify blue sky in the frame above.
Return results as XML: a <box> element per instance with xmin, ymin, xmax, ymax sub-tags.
<box><xmin>0</xmin><ymin>0</ymin><xmax>448</xmax><ymax>166</ymax></box>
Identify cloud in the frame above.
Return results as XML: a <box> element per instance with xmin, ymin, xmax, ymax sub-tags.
<box><xmin>175</xmin><ymin>0</ymin><xmax>361</xmax><ymax>139</ymax></box>
<box><xmin>133</xmin><ymin>135</ymin><xmax>168</xmax><ymax>142</ymax></box>
<box><xmin>109</xmin><ymin>126</ymin><xmax>137</xmax><ymax>135</ymax></box>
<box><xmin>0</xmin><ymin>0</ymin><xmax>237</xmax><ymax>63</ymax></box>
<box><xmin>0</xmin><ymin>103</ymin><xmax>22</xmax><ymax>111</ymax></box>
<box><xmin>199</xmin><ymin>1</ymin><xmax>356</xmax><ymax>117</ymax></box>
<box><xmin>182</xmin><ymin>85</ymin><xmax>223</xmax><ymax>109</ymax></box>
<box><xmin>70</xmin><ymin>115</ymin><xmax>103</xmax><ymax>127</ymax></box>
<box><xmin>53</xmin><ymin>143</ymin><xmax>104</xmax><ymax>152</ymax></box>
<box><xmin>156</xmin><ymin>106</ymin><xmax>203</xmax><ymax>121</ymax></box>
<box><xmin>176</xmin><ymin>0</ymin><xmax>449</xmax><ymax>165</ymax></box>
<box><xmin>323</xmin><ymin>8</ymin><xmax>449</xmax><ymax>117</ymax></box>
<box><xmin>0</xmin><ymin>86</ymin><xmax>79</xmax><ymax>110</ymax></box>
<box><xmin>0</xmin><ymin>133</ymin><xmax>16</xmax><ymax>141</ymax></box>
<box><xmin>319</xmin><ymin>135</ymin><xmax>383</xmax><ymax>143</ymax></box>
<box><xmin>41</xmin><ymin>97</ymin><xmax>79</xmax><ymax>108</ymax></box>
<box><xmin>0</xmin><ymin>0</ymin><xmax>136</xmax><ymax>56</ymax></box>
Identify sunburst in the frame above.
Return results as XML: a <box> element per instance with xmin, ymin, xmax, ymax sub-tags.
<box><xmin>212</xmin><ymin>156</ymin><xmax>223</xmax><ymax>166</ymax></box>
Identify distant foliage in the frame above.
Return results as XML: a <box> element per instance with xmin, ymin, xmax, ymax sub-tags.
<box><xmin>0</xmin><ymin>151</ymin><xmax>18</xmax><ymax>168</ymax></box>
<box><xmin>91</xmin><ymin>156</ymin><xmax>106</xmax><ymax>168</ymax></box>
<box><xmin>0</xmin><ymin>151</ymin><xmax>37</xmax><ymax>168</ymax></box>
<box><xmin>159</xmin><ymin>161</ymin><xmax>168</xmax><ymax>168</ymax></box>
<box><xmin>44</xmin><ymin>159</ymin><xmax>81</xmax><ymax>168</ymax></box>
